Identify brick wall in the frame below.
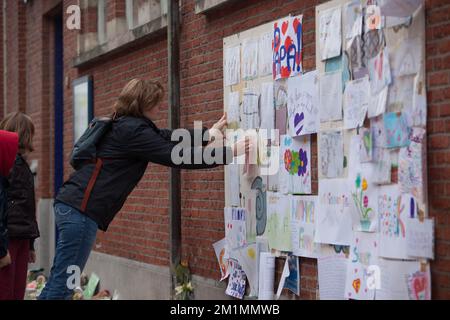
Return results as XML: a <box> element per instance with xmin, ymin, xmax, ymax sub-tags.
<box><xmin>2</xmin><ymin>0</ymin><xmax>449</xmax><ymax>299</ymax></box>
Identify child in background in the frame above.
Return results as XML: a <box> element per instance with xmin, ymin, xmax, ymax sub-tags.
<box><xmin>0</xmin><ymin>129</ymin><xmax>19</xmax><ymax>269</ymax></box>
<box><xmin>0</xmin><ymin>112</ymin><xmax>40</xmax><ymax>300</ymax></box>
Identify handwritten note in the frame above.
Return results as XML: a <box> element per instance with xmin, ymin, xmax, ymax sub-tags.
<box><xmin>319</xmin><ymin>6</ymin><xmax>342</xmax><ymax>61</ymax></box>
<box><xmin>406</xmin><ymin>218</ymin><xmax>434</xmax><ymax>259</ymax></box>
<box><xmin>224</xmin><ymin>46</ymin><xmax>240</xmax><ymax>86</ymax></box>
<box><xmin>320</xmin><ymin>71</ymin><xmax>343</xmax><ymax>122</ymax></box>
<box><xmin>343</xmin><ymin>77</ymin><xmax>369</xmax><ymax>129</ymax></box>
<box><xmin>287</xmin><ymin>70</ymin><xmax>319</xmax><ymax>136</ymax></box>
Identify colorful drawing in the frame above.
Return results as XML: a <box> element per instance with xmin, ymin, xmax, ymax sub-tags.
<box><xmin>349</xmin><ymin>135</ymin><xmax>377</xmax><ymax>232</ymax></box>
<box><xmin>251</xmin><ymin>176</ymin><xmax>267</xmax><ymax>236</ymax></box>
<box><xmin>371</xmin><ymin>115</ymin><xmax>387</xmax><ymax>147</ymax></box>
<box><xmin>287</xmin><ymin>70</ymin><xmax>319</xmax><ymax>136</ymax></box>
<box><xmin>224</xmin><ymin>207</ymin><xmax>247</xmax><ymax>250</ymax></box>
<box><xmin>345</xmin><ymin>232</ymin><xmax>379</xmax><ymax>300</ymax></box>
<box><xmin>383</xmin><ymin>112</ymin><xmax>410</xmax><ymax>148</ymax></box>
<box><xmin>319</xmin><ymin>131</ymin><xmax>344</xmax><ymax>178</ymax></box>
<box><xmin>378</xmin><ymin>186</ymin><xmax>415</xmax><ymax>259</ymax></box>
<box><xmin>229</xmin><ymin>243</ymin><xmax>258</xmax><ymax>297</ymax></box>
<box><xmin>273</xmin><ymin>15</ymin><xmax>303</xmax><ymax>80</ymax></box>
<box><xmin>399</xmin><ymin>127</ymin><xmax>426</xmax><ymax>203</ymax></box>
<box><xmin>407</xmin><ymin>271</ymin><xmax>431</xmax><ymax>300</ymax></box>
<box><xmin>290</xmin><ymin>195</ymin><xmax>321</xmax><ymax>258</ymax></box>
<box><xmin>359</xmin><ymin>128</ymin><xmax>373</xmax><ymax>163</ymax></box>
<box><xmin>225</xmin><ymin>259</ymin><xmax>247</xmax><ymax>299</ymax></box>
<box><xmin>213</xmin><ymin>238</ymin><xmax>230</xmax><ymax>281</ymax></box>
<box><xmin>319</xmin><ymin>6</ymin><xmax>341</xmax><ymax>61</ymax></box>
<box><xmin>266</xmin><ymin>192</ymin><xmax>291</xmax><ymax>251</ymax></box>
<box><xmin>284</xmin><ymin>255</ymin><xmax>300</xmax><ymax>296</ymax></box>
<box><xmin>365</xmin><ymin>5</ymin><xmax>382</xmax><ymax>31</ymax></box>
<box><xmin>279</xmin><ymin>135</ymin><xmax>311</xmax><ymax>194</ymax></box>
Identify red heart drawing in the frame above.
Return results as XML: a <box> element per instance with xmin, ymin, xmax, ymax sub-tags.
<box><xmin>293</xmin><ymin>17</ymin><xmax>300</xmax><ymax>32</ymax></box>
<box><xmin>353</xmin><ymin>279</ymin><xmax>361</xmax><ymax>293</ymax></box>
<box><xmin>282</xmin><ymin>21</ymin><xmax>289</xmax><ymax>35</ymax></box>
<box><xmin>413</xmin><ymin>277</ymin><xmax>426</xmax><ymax>299</ymax></box>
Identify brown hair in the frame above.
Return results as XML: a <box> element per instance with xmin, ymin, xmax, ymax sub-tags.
<box><xmin>0</xmin><ymin>112</ymin><xmax>35</xmax><ymax>153</ymax></box>
<box><xmin>113</xmin><ymin>79</ymin><xmax>164</xmax><ymax>118</ymax></box>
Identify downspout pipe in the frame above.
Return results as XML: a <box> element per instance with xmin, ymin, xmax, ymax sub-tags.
<box><xmin>167</xmin><ymin>0</ymin><xmax>181</xmax><ymax>300</ymax></box>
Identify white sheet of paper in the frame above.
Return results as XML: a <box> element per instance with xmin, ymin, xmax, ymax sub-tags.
<box><xmin>406</xmin><ymin>218</ymin><xmax>434</xmax><ymax>260</ymax></box>
<box><xmin>227</xmin><ymin>163</ymin><xmax>240</xmax><ymax>207</ymax></box>
<box><xmin>318</xmin><ymin>253</ymin><xmax>348</xmax><ymax>300</ymax></box>
<box><xmin>379</xmin><ymin>0</ymin><xmax>422</xmax><ymax>18</ymax></box>
<box><xmin>387</xmin><ymin>75</ymin><xmax>415</xmax><ymax>110</ymax></box>
<box><xmin>315</xmin><ymin>179</ymin><xmax>353</xmax><ymax>246</ymax></box>
<box><xmin>290</xmin><ymin>195</ymin><xmax>321</xmax><ymax>258</ymax></box>
<box><xmin>260</xmin><ymin>82</ymin><xmax>275</xmax><ymax>132</ymax></box>
<box><xmin>242</xmin><ymin>39</ymin><xmax>258</xmax><ymax>80</ymax></box>
<box><xmin>258</xmin><ymin>32</ymin><xmax>273</xmax><ymax>76</ymax></box>
<box><xmin>319</xmin><ymin>131</ymin><xmax>344</xmax><ymax>178</ymax></box>
<box><xmin>275</xmin><ymin>258</ymin><xmax>290</xmax><ymax>300</ymax></box>
<box><xmin>319</xmin><ymin>6</ymin><xmax>342</xmax><ymax>61</ymax></box>
<box><xmin>287</xmin><ymin>70</ymin><xmax>320</xmax><ymax>136</ymax></box>
<box><xmin>344</xmin><ymin>232</ymin><xmax>379</xmax><ymax>300</ymax></box>
<box><xmin>213</xmin><ymin>238</ymin><xmax>230</xmax><ymax>281</ymax></box>
<box><xmin>241</xmin><ymin>91</ymin><xmax>260</xmax><ymax>130</ymax></box>
<box><xmin>258</xmin><ymin>252</ymin><xmax>275</xmax><ymax>300</ymax></box>
<box><xmin>224</xmin><ymin>45</ymin><xmax>240</xmax><ymax>86</ymax></box>
<box><xmin>368</xmin><ymin>48</ymin><xmax>392</xmax><ymax>95</ymax></box>
<box><xmin>373</xmin><ymin>147</ymin><xmax>392</xmax><ymax>185</ymax></box>
<box><xmin>391</xmin><ymin>38</ymin><xmax>422</xmax><ymax>77</ymax></box>
<box><xmin>343</xmin><ymin>77</ymin><xmax>369</xmax><ymax>129</ymax></box>
<box><xmin>225</xmin><ymin>207</ymin><xmax>247</xmax><ymax>250</ymax></box>
<box><xmin>344</xmin><ymin>0</ymin><xmax>363</xmax><ymax>40</ymax></box>
<box><xmin>227</xmin><ymin>91</ymin><xmax>240</xmax><ymax>128</ymax></box>
<box><xmin>320</xmin><ymin>71</ymin><xmax>343</xmax><ymax>122</ymax></box>
<box><xmin>266</xmin><ymin>192</ymin><xmax>292</xmax><ymax>251</ymax></box>
<box><xmin>376</xmin><ymin>260</ymin><xmax>431</xmax><ymax>300</ymax></box>
<box><xmin>368</xmin><ymin>86</ymin><xmax>388</xmax><ymax>118</ymax></box>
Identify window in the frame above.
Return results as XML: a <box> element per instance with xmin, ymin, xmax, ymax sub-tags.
<box><xmin>126</xmin><ymin>0</ymin><xmax>167</xmax><ymax>29</ymax></box>
<box><xmin>97</xmin><ymin>0</ymin><xmax>107</xmax><ymax>45</ymax></box>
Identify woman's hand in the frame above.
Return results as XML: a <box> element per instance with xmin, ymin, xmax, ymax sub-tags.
<box><xmin>29</xmin><ymin>250</ymin><xmax>36</xmax><ymax>264</ymax></box>
<box><xmin>208</xmin><ymin>113</ymin><xmax>227</xmax><ymax>143</ymax></box>
<box><xmin>0</xmin><ymin>251</ymin><xmax>11</xmax><ymax>268</ymax></box>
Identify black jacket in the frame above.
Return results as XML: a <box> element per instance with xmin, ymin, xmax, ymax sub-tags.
<box><xmin>6</xmin><ymin>154</ymin><xmax>40</xmax><ymax>249</ymax></box>
<box><xmin>56</xmin><ymin>116</ymin><xmax>232</xmax><ymax>231</ymax></box>
<box><xmin>0</xmin><ymin>177</ymin><xmax>8</xmax><ymax>258</ymax></box>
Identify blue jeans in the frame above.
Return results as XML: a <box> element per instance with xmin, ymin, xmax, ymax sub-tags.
<box><xmin>38</xmin><ymin>202</ymin><xmax>98</xmax><ymax>300</ymax></box>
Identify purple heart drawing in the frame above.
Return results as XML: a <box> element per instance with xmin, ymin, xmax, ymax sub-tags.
<box><xmin>294</xmin><ymin>112</ymin><xmax>304</xmax><ymax>135</ymax></box>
